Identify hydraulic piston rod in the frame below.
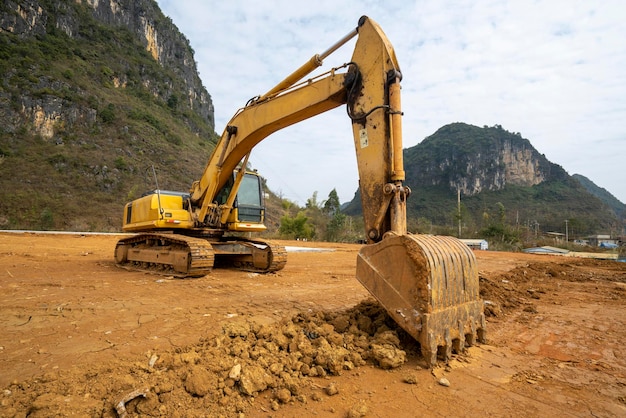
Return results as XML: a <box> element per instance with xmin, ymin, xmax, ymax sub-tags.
<box><xmin>256</xmin><ymin>27</ymin><xmax>359</xmax><ymax>102</ymax></box>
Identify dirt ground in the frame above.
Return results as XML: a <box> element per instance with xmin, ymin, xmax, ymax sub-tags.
<box><xmin>0</xmin><ymin>232</ymin><xmax>625</xmax><ymax>417</ymax></box>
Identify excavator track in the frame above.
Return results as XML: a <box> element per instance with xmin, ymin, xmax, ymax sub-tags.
<box><xmin>115</xmin><ymin>234</ymin><xmax>215</xmax><ymax>277</ymax></box>
<box><xmin>115</xmin><ymin>234</ymin><xmax>287</xmax><ymax>277</ymax></box>
<box><xmin>212</xmin><ymin>238</ymin><xmax>287</xmax><ymax>273</ymax></box>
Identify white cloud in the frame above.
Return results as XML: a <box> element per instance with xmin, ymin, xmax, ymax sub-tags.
<box><xmin>156</xmin><ymin>0</ymin><xmax>626</xmax><ymax>207</ymax></box>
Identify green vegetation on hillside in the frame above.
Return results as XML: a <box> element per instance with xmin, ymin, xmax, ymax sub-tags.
<box><xmin>574</xmin><ymin>174</ymin><xmax>626</xmax><ymax>219</ymax></box>
<box><xmin>0</xmin><ymin>2</ymin><xmax>218</xmax><ymax>230</ymax></box>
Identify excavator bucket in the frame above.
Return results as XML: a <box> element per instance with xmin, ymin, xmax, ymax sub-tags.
<box><xmin>356</xmin><ymin>233</ymin><xmax>486</xmax><ymax>365</ymax></box>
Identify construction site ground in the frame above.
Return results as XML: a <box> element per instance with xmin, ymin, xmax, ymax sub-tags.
<box><xmin>0</xmin><ymin>232</ymin><xmax>625</xmax><ymax>417</ymax></box>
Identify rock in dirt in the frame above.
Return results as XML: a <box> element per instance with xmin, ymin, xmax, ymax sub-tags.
<box><xmin>275</xmin><ymin>388</ymin><xmax>291</xmax><ymax>403</ymax></box>
<box><xmin>347</xmin><ymin>401</ymin><xmax>369</xmax><ymax>417</ymax></box>
<box><xmin>184</xmin><ymin>366</ymin><xmax>216</xmax><ymax>397</ymax></box>
<box><xmin>438</xmin><ymin>377</ymin><xmax>450</xmax><ymax>387</ymax></box>
<box><xmin>370</xmin><ymin>343</ymin><xmax>406</xmax><ymax>369</ymax></box>
<box><xmin>403</xmin><ymin>374</ymin><xmax>418</xmax><ymax>384</ymax></box>
<box><xmin>314</xmin><ymin>338</ymin><xmax>350</xmax><ymax>375</ymax></box>
<box><xmin>325</xmin><ymin>382</ymin><xmax>339</xmax><ymax>396</ymax></box>
<box><xmin>223</xmin><ymin>321</ymin><xmax>250</xmax><ymax>338</ymax></box>
<box><xmin>229</xmin><ymin>364</ymin><xmax>242</xmax><ymax>380</ymax></box>
<box><xmin>239</xmin><ymin>364</ymin><xmax>274</xmax><ymax>395</ymax></box>
<box><xmin>330</xmin><ymin>314</ymin><xmax>351</xmax><ymax>332</ymax></box>
<box><xmin>372</xmin><ymin>330</ymin><xmax>400</xmax><ymax>346</ymax></box>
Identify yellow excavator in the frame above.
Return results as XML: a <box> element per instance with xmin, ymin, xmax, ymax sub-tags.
<box><xmin>114</xmin><ymin>16</ymin><xmax>485</xmax><ymax>364</ymax></box>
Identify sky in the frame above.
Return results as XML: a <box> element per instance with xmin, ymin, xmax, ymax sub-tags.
<box><xmin>155</xmin><ymin>0</ymin><xmax>626</xmax><ymax>206</ymax></box>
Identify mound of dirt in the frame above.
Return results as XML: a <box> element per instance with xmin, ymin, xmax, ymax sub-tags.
<box><xmin>480</xmin><ymin>258</ymin><xmax>626</xmax><ymax>319</ymax></box>
<box><xmin>1</xmin><ymin>300</ymin><xmax>413</xmax><ymax>417</ymax></box>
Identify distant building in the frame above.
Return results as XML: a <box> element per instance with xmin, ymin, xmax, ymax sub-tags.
<box><xmin>546</xmin><ymin>232</ymin><xmax>566</xmax><ymax>243</ymax></box>
<box><xmin>460</xmin><ymin>239</ymin><xmax>488</xmax><ymax>250</ymax></box>
<box><xmin>586</xmin><ymin>235</ymin><xmax>618</xmax><ymax>247</ymax></box>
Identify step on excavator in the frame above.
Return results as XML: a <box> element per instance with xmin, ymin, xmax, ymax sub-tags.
<box><xmin>114</xmin><ymin>16</ymin><xmax>486</xmax><ymax>364</ymax></box>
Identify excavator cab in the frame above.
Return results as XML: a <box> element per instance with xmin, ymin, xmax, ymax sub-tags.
<box><xmin>219</xmin><ymin>171</ymin><xmax>268</xmax><ymax>232</ymax></box>
<box><xmin>121</xmin><ymin>170</ymin><xmax>266</xmax><ymax>234</ymax></box>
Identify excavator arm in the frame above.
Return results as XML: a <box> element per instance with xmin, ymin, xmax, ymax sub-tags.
<box><xmin>188</xmin><ymin>16</ymin><xmax>405</xmax><ymax>242</ymax></box>
<box><xmin>189</xmin><ymin>69</ymin><xmax>349</xmax><ymax>226</ymax></box>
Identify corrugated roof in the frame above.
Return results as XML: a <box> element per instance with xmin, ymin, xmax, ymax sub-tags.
<box><xmin>523</xmin><ymin>246</ymin><xmax>570</xmax><ymax>254</ymax></box>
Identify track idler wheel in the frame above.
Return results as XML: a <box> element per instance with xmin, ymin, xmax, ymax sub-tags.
<box><xmin>356</xmin><ymin>233</ymin><xmax>486</xmax><ymax>365</ymax></box>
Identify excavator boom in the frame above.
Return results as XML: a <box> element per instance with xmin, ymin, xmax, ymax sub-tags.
<box><xmin>115</xmin><ymin>16</ymin><xmax>485</xmax><ymax>364</ymax></box>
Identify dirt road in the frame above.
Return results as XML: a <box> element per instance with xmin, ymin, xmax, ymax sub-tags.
<box><xmin>0</xmin><ymin>232</ymin><xmax>625</xmax><ymax>417</ymax></box>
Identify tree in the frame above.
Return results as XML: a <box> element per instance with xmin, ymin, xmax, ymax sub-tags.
<box><xmin>496</xmin><ymin>202</ymin><xmax>506</xmax><ymax>226</ymax></box>
<box><xmin>323</xmin><ymin>189</ymin><xmax>341</xmax><ymax>215</ymax></box>
<box><xmin>306</xmin><ymin>191</ymin><xmax>321</xmax><ymax>210</ymax></box>
<box><xmin>167</xmin><ymin>94</ymin><xmax>179</xmax><ymax>110</ymax></box>
<box><xmin>479</xmin><ymin>201</ymin><xmax>520</xmax><ymax>249</ymax></box>
<box><xmin>325</xmin><ymin>211</ymin><xmax>346</xmax><ymax>241</ymax></box>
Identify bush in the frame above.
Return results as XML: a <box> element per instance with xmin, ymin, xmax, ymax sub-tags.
<box><xmin>279</xmin><ymin>212</ymin><xmax>315</xmax><ymax>240</ymax></box>
<box><xmin>100</xmin><ymin>103</ymin><xmax>115</xmax><ymax>123</ymax></box>
<box><xmin>114</xmin><ymin>156</ymin><xmax>127</xmax><ymax>170</ymax></box>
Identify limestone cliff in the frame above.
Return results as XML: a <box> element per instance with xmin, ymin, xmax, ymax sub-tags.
<box><xmin>0</xmin><ymin>0</ymin><xmax>213</xmax><ymax>139</ymax></box>
<box><xmin>405</xmin><ymin>123</ymin><xmax>564</xmax><ymax>196</ymax></box>
<box><xmin>0</xmin><ymin>0</ymin><xmax>216</xmax><ymax>230</ymax></box>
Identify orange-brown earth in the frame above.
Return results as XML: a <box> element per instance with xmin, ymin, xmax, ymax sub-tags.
<box><xmin>0</xmin><ymin>232</ymin><xmax>625</xmax><ymax>417</ymax></box>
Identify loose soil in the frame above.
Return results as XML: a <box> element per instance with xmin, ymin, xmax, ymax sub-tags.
<box><xmin>0</xmin><ymin>232</ymin><xmax>625</xmax><ymax>417</ymax></box>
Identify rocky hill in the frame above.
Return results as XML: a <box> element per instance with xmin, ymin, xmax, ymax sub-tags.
<box><xmin>573</xmin><ymin>174</ymin><xmax>626</xmax><ymax>220</ymax></box>
<box><xmin>346</xmin><ymin>123</ymin><xmax>624</xmax><ymax>237</ymax></box>
<box><xmin>0</xmin><ymin>0</ymin><xmax>217</xmax><ymax>230</ymax></box>
<box><xmin>405</xmin><ymin>123</ymin><xmax>562</xmax><ymax>195</ymax></box>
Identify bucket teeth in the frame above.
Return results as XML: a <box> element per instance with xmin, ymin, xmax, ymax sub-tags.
<box><xmin>356</xmin><ymin>233</ymin><xmax>486</xmax><ymax>365</ymax></box>
<box><xmin>421</xmin><ymin>315</ymin><xmax>487</xmax><ymax>364</ymax></box>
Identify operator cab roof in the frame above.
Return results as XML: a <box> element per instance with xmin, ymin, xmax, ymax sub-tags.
<box><xmin>141</xmin><ymin>190</ymin><xmax>190</xmax><ymax>199</ymax></box>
